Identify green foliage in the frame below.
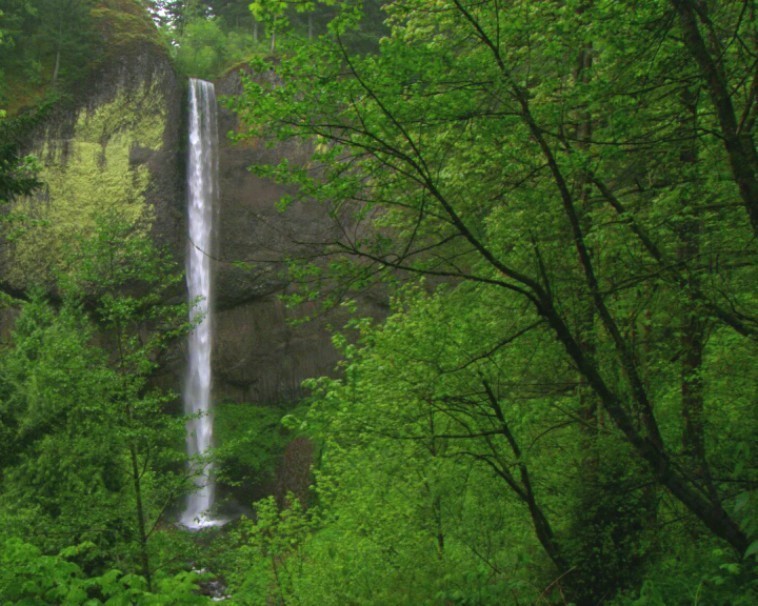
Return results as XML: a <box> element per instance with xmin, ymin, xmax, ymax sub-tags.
<box><xmin>217</xmin><ymin>287</ymin><xmax>565</xmax><ymax>604</ymax></box>
<box><xmin>611</xmin><ymin>545</ymin><xmax>757</xmax><ymax>606</ymax></box>
<box><xmin>0</xmin><ymin>212</ymin><xmax>190</xmax><ymax>580</ymax></box>
<box><xmin>92</xmin><ymin>0</ymin><xmax>169</xmax><ymax>57</ymax></box>
<box><xmin>0</xmin><ymin>537</ymin><xmax>91</xmax><ymax>605</ymax></box>
<box><xmin>2</xmin><ymin>1</ymin><xmax>757</xmax><ymax>603</ymax></box>
<box><xmin>172</xmin><ymin>16</ymin><xmax>260</xmax><ymax>79</ymax></box>
<box><xmin>230</xmin><ymin>0</ymin><xmax>757</xmax><ymax>603</ymax></box>
<box><xmin>0</xmin><ymin>295</ymin><xmax>121</xmax><ymax>552</ymax></box>
<box><xmin>228</xmin><ymin>496</ymin><xmax>315</xmax><ymax>604</ymax></box>
<box><xmin>166</xmin><ymin>0</ymin><xmax>384</xmax><ymax>77</ymax></box>
<box><xmin>0</xmin><ymin>537</ymin><xmax>210</xmax><ymax>604</ymax></box>
<box><xmin>214</xmin><ymin>402</ymin><xmax>291</xmax><ymax>496</ymax></box>
<box><xmin>0</xmin><ymin>1</ymin><xmax>167</xmax><ymax>114</ymax></box>
<box><xmin>174</xmin><ymin>17</ymin><xmax>229</xmax><ymax>78</ymax></box>
<box><xmin>0</xmin><ymin>109</ymin><xmax>42</xmax><ymax>204</ymax></box>
<box><xmin>563</xmin><ymin>447</ymin><xmax>656</xmax><ymax>603</ymax></box>
<box><xmin>0</xmin><ymin>0</ymin><xmax>98</xmax><ymax>110</ymax></box>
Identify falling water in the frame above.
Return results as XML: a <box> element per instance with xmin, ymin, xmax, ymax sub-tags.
<box><xmin>180</xmin><ymin>79</ymin><xmax>223</xmax><ymax>529</ymax></box>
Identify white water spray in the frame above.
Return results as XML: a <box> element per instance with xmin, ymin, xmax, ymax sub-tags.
<box><xmin>181</xmin><ymin>79</ymin><xmax>223</xmax><ymax>529</ymax></box>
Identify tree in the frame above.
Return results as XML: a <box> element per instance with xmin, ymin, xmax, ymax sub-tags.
<box><xmin>669</xmin><ymin>0</ymin><xmax>758</xmax><ymax>236</ymax></box>
<box><xmin>1</xmin><ymin>0</ymin><xmax>97</xmax><ymax>88</ymax></box>
<box><xmin>0</xmin><ymin>110</ymin><xmax>41</xmax><ymax>204</ymax></box>
<box><xmin>0</xmin><ymin>108</ymin><xmax>45</xmax><ymax>303</ymax></box>
<box><xmin>0</xmin><ymin>212</ymin><xmax>190</xmax><ymax>586</ymax></box>
<box><xmin>0</xmin><ymin>537</ymin><xmax>210</xmax><ymax>604</ymax></box>
<box><xmin>234</xmin><ymin>0</ymin><xmax>756</xmax><ymax>566</ymax></box>
<box><xmin>292</xmin><ymin>290</ymin><xmax>581</xmax><ymax>604</ymax></box>
<box><xmin>38</xmin><ymin>0</ymin><xmax>95</xmax><ymax>83</ymax></box>
<box><xmin>223</xmin><ymin>279</ymin><xmax>752</xmax><ymax>604</ymax></box>
<box><xmin>173</xmin><ymin>16</ymin><xmax>230</xmax><ymax>78</ymax></box>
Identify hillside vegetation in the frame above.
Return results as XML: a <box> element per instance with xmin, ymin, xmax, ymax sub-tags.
<box><xmin>0</xmin><ymin>1</ymin><xmax>755</xmax><ymax>605</ymax></box>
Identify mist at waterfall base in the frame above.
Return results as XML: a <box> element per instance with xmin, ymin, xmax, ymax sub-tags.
<box><xmin>180</xmin><ymin>78</ymin><xmax>225</xmax><ymax>530</ymax></box>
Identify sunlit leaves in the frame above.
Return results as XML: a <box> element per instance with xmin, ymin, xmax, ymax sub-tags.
<box><xmin>231</xmin><ymin>0</ymin><xmax>757</xmax><ymax>601</ymax></box>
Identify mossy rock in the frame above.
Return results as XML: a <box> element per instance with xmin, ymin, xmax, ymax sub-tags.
<box><xmin>6</xmin><ymin>78</ymin><xmax>170</xmax><ymax>287</ymax></box>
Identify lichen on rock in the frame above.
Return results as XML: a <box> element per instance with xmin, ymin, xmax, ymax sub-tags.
<box><xmin>6</xmin><ymin>79</ymin><xmax>169</xmax><ymax>287</ymax></box>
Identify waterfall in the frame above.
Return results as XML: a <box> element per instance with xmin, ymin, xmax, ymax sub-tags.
<box><xmin>180</xmin><ymin>79</ymin><xmax>223</xmax><ymax>529</ymax></box>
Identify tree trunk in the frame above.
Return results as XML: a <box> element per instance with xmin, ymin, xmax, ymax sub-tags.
<box><xmin>676</xmin><ymin>85</ymin><xmax>716</xmax><ymax>497</ymax></box>
<box><xmin>670</xmin><ymin>0</ymin><xmax>758</xmax><ymax>236</ymax></box>
<box><xmin>52</xmin><ymin>20</ymin><xmax>62</xmax><ymax>84</ymax></box>
<box><xmin>536</xmin><ymin>295</ymin><xmax>749</xmax><ymax>553</ymax></box>
<box><xmin>130</xmin><ymin>445</ymin><xmax>152</xmax><ymax>591</ymax></box>
<box><xmin>482</xmin><ymin>381</ymin><xmax>569</xmax><ymax>572</ymax></box>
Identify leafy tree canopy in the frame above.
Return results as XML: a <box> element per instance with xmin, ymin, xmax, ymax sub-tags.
<box><xmin>227</xmin><ymin>0</ymin><xmax>757</xmax><ymax>602</ymax></box>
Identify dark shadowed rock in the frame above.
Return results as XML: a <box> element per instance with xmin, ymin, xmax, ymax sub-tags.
<box><xmin>275</xmin><ymin>436</ymin><xmax>315</xmax><ymax>508</ymax></box>
<box><xmin>210</xmin><ymin>68</ymin><xmax>381</xmax><ymax>406</ymax></box>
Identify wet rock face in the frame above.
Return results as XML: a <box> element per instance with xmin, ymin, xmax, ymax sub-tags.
<box><xmin>210</xmin><ymin>69</ymin><xmax>355</xmax><ymax>406</ymax></box>
<box><xmin>2</xmin><ymin>44</ymin><xmax>185</xmax><ymax>287</ymax></box>
<box><xmin>213</xmin><ymin>298</ymin><xmax>340</xmax><ymax>405</ymax></box>
<box><xmin>96</xmin><ymin>47</ymin><xmax>184</xmax><ymax>262</ymax></box>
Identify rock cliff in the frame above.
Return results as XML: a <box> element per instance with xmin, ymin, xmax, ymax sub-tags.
<box><xmin>2</xmin><ymin>44</ymin><xmax>184</xmax><ymax>287</ymax></box>
<box><xmin>2</xmin><ymin>44</ymin><xmax>369</xmax><ymax>411</ymax></box>
<box><xmin>212</xmin><ymin>69</ymin><xmax>350</xmax><ymax>406</ymax></box>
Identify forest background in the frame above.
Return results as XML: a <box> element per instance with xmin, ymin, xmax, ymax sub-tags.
<box><xmin>0</xmin><ymin>1</ymin><xmax>756</xmax><ymax>604</ymax></box>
